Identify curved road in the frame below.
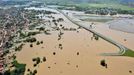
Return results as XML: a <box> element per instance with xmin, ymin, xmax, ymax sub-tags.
<box><xmin>57</xmin><ymin>9</ymin><xmax>128</xmax><ymax>56</ymax></box>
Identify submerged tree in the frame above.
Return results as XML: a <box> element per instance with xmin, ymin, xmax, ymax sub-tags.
<box><xmin>100</xmin><ymin>59</ymin><xmax>107</xmax><ymax>68</ymax></box>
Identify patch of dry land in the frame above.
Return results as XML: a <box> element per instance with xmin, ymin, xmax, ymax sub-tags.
<box><xmin>10</xmin><ymin>8</ymin><xmax>134</xmax><ymax>75</ymax></box>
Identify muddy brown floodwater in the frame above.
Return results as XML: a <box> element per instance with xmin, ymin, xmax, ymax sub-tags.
<box><xmin>15</xmin><ymin>11</ymin><xmax>134</xmax><ymax>75</ymax></box>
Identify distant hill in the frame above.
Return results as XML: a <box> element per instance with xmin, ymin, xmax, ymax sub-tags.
<box><xmin>121</xmin><ymin>0</ymin><xmax>134</xmax><ymax>3</ymax></box>
<box><xmin>38</xmin><ymin>0</ymin><xmax>133</xmax><ymax>3</ymax></box>
<box><xmin>2</xmin><ymin>0</ymin><xmax>134</xmax><ymax>3</ymax></box>
<box><xmin>1</xmin><ymin>0</ymin><xmax>134</xmax><ymax>7</ymax></box>
<box><xmin>40</xmin><ymin>0</ymin><xmax>119</xmax><ymax>4</ymax></box>
<box><xmin>2</xmin><ymin>0</ymin><xmax>134</xmax><ymax>4</ymax></box>
<box><xmin>121</xmin><ymin>0</ymin><xmax>134</xmax><ymax>7</ymax></box>
<box><xmin>0</xmin><ymin>0</ymin><xmax>30</xmax><ymax>6</ymax></box>
<box><xmin>39</xmin><ymin>0</ymin><xmax>134</xmax><ymax>7</ymax></box>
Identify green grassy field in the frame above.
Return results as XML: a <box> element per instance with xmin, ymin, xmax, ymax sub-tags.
<box><xmin>75</xmin><ymin>3</ymin><xmax>134</xmax><ymax>10</ymax></box>
<box><xmin>123</xmin><ymin>49</ymin><xmax>134</xmax><ymax>57</ymax></box>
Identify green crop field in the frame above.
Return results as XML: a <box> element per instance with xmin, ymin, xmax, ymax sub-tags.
<box><xmin>75</xmin><ymin>3</ymin><xmax>134</xmax><ymax>10</ymax></box>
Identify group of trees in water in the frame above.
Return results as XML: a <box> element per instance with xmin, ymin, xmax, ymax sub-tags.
<box><xmin>4</xmin><ymin>60</ymin><xmax>26</xmax><ymax>75</ymax></box>
<box><xmin>76</xmin><ymin>7</ymin><xmax>134</xmax><ymax>15</ymax></box>
<box><xmin>58</xmin><ymin>5</ymin><xmax>134</xmax><ymax>15</ymax></box>
<box><xmin>86</xmin><ymin>9</ymin><xmax>134</xmax><ymax>15</ymax></box>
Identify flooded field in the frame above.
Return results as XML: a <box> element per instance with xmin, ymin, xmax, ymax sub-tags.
<box><xmin>1</xmin><ymin>0</ymin><xmax>134</xmax><ymax>75</ymax></box>
<box><xmin>70</xmin><ymin>11</ymin><xmax>134</xmax><ymax>50</ymax></box>
<box><xmin>14</xmin><ymin>9</ymin><xmax>134</xmax><ymax>75</ymax></box>
<box><xmin>74</xmin><ymin>14</ymin><xmax>114</xmax><ymax>22</ymax></box>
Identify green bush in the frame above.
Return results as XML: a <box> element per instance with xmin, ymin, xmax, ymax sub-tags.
<box><xmin>40</xmin><ymin>41</ymin><xmax>43</xmax><ymax>44</ymax></box>
<box><xmin>27</xmin><ymin>32</ymin><xmax>40</xmax><ymax>36</ymax></box>
<box><xmin>100</xmin><ymin>59</ymin><xmax>107</xmax><ymax>68</ymax></box>
<box><xmin>32</xmin><ymin>57</ymin><xmax>41</xmax><ymax>66</ymax></box>
<box><xmin>32</xmin><ymin>58</ymin><xmax>36</xmax><ymax>62</ymax></box>
<box><xmin>36</xmin><ymin>41</ymin><xmax>40</xmax><ymax>45</ymax></box>
<box><xmin>10</xmin><ymin>60</ymin><xmax>26</xmax><ymax>75</ymax></box>
<box><xmin>24</xmin><ymin>37</ymin><xmax>37</xmax><ymax>43</ymax></box>
<box><xmin>33</xmin><ymin>63</ymin><xmax>37</xmax><ymax>67</ymax></box>
<box><xmin>15</xmin><ymin>44</ymin><xmax>24</xmax><ymax>51</ymax></box>
<box><xmin>36</xmin><ymin>57</ymin><xmax>40</xmax><ymax>64</ymax></box>
<box><xmin>30</xmin><ymin>44</ymin><xmax>33</xmax><ymax>47</ymax></box>
<box><xmin>33</xmin><ymin>69</ymin><xmax>37</xmax><ymax>74</ymax></box>
<box><xmin>43</xmin><ymin>57</ymin><xmax>46</xmax><ymax>62</ymax></box>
